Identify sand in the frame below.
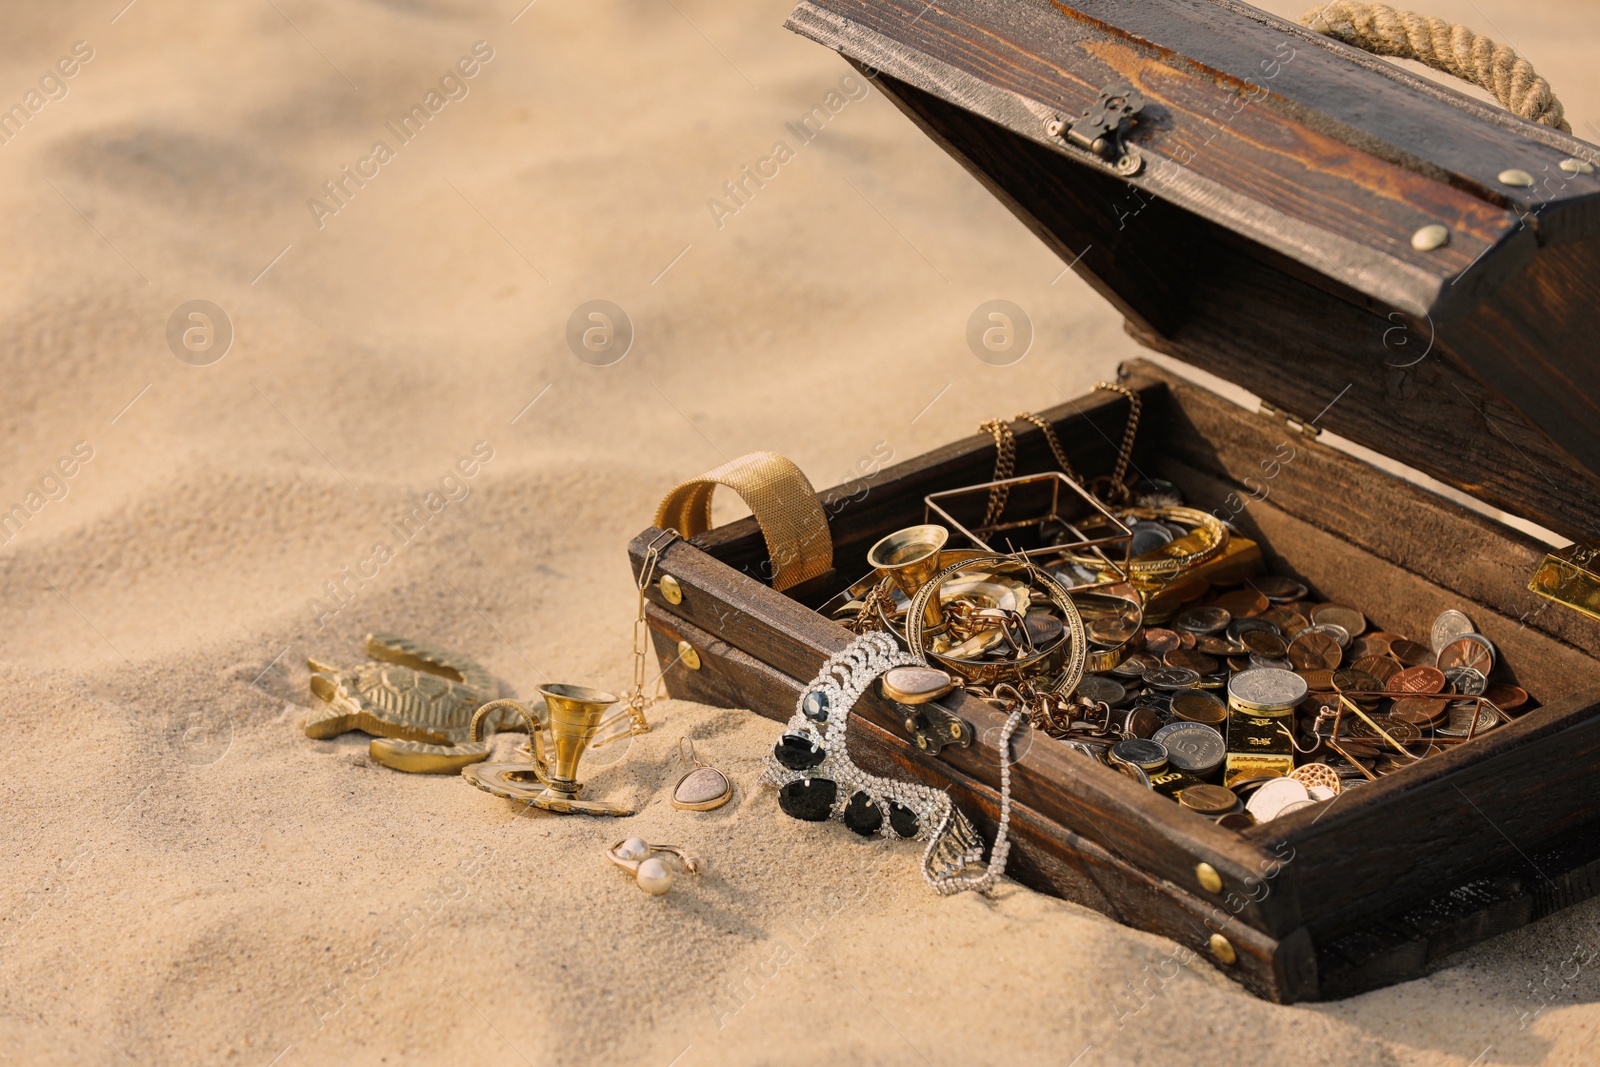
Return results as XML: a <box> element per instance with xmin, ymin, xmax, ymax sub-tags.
<box><xmin>1</xmin><ymin>0</ymin><xmax>1597</xmax><ymax>1063</ymax></box>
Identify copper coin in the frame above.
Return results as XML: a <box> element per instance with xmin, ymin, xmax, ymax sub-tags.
<box><xmin>1180</xmin><ymin>784</ymin><xmax>1239</xmax><ymax>815</ymax></box>
<box><xmin>1347</xmin><ymin>714</ymin><xmax>1420</xmax><ymax>744</ymax></box>
<box><xmin>1389</xmin><ymin>638</ymin><xmax>1436</xmax><ymax>667</ymax></box>
<box><xmin>1390</xmin><ymin>696</ymin><xmax>1447</xmax><ymax>726</ymax></box>
<box><xmin>1288</xmin><ymin>631</ymin><xmax>1341</xmax><ymax>671</ymax></box>
<box><xmin>1367</xmin><ymin>632</ymin><xmax>1407</xmax><ymax>652</ymax></box>
<box><xmin>1227</xmin><ymin>656</ymin><xmax>1252</xmax><ymax>673</ymax></box>
<box><xmin>1311</xmin><ymin>603</ymin><xmax>1367</xmax><ymax>637</ymax></box>
<box><xmin>1390</xmin><ymin>665</ymin><xmax>1446</xmax><ymax>694</ymax></box>
<box><xmin>1166</xmin><ymin>648</ymin><xmax>1219</xmax><ymax>674</ymax></box>
<box><xmin>1172</xmin><ymin>690</ymin><xmax>1228</xmax><ymax>725</ymax></box>
<box><xmin>1350</xmin><ymin>635</ymin><xmax>1394</xmax><ymax>661</ymax></box>
<box><xmin>1241</xmin><ymin>630</ymin><xmax>1289</xmax><ymax>658</ymax></box>
<box><xmin>1178</xmin><ymin>630</ymin><xmax>1198</xmax><ymax>649</ymax></box>
<box><xmin>1438</xmin><ymin>635</ymin><xmax>1494</xmax><ymax>674</ymax></box>
<box><xmin>1214</xmin><ymin>589</ymin><xmax>1270</xmax><ymax>618</ymax></box>
<box><xmin>1259</xmin><ymin>607</ymin><xmax>1309</xmax><ymax>636</ymax></box>
<box><xmin>1333</xmin><ymin>668</ymin><xmax>1382</xmax><ymax>693</ymax></box>
<box><xmin>1196</xmin><ymin>635</ymin><xmax>1244</xmax><ymax>655</ymax></box>
<box><xmin>1296</xmin><ymin>668</ymin><xmax>1335</xmax><ymax>691</ymax></box>
<box><xmin>1215</xmin><ymin>811</ymin><xmax>1256</xmax><ymax>830</ymax></box>
<box><xmin>1352</xmin><ymin>655</ymin><xmax>1400</xmax><ymax>686</ymax></box>
<box><xmin>1483</xmin><ymin>683</ymin><xmax>1529</xmax><ymax>710</ymax></box>
<box><xmin>1143</xmin><ymin>628</ymin><xmax>1180</xmax><ymax>655</ymax></box>
<box><xmin>1249</xmin><ymin>576</ymin><xmax>1309</xmax><ymax>602</ymax></box>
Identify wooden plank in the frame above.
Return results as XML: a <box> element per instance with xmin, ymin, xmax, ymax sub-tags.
<box><xmin>1058</xmin><ymin>0</ymin><xmax>1600</xmax><ymax>241</ymax></box>
<box><xmin>1314</xmin><ymin>823</ymin><xmax>1600</xmax><ymax>999</ymax></box>
<box><xmin>788</xmin><ymin>0</ymin><xmax>1530</xmax><ymax>319</ymax></box>
<box><xmin>1125</xmin><ymin>237</ymin><xmax>1600</xmax><ymax>544</ymax></box>
<box><xmin>693</xmin><ymin>380</ymin><xmax>1161</xmax><ymax>589</ymax></box>
<box><xmin>1140</xmin><ymin>360</ymin><xmax>1600</xmax><ymax>656</ymax></box>
<box><xmin>628</xmin><ymin>529</ymin><xmax>1304</xmax><ymax>936</ymax></box>
<box><xmin>646</xmin><ymin>606</ymin><xmax>1314</xmax><ymax>1001</ymax></box>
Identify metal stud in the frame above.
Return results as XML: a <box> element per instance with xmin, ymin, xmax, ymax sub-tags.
<box><xmin>1196</xmin><ymin>861</ymin><xmax>1223</xmax><ymax>894</ymax></box>
<box><xmin>1208</xmin><ymin>932</ymin><xmax>1237</xmax><ymax>965</ymax></box>
<box><xmin>1410</xmin><ymin>224</ymin><xmax>1450</xmax><ymax>251</ymax></box>
<box><xmin>1498</xmin><ymin>168</ymin><xmax>1535</xmax><ymax>187</ymax></box>
<box><xmin>677</xmin><ymin>640</ymin><xmax>701</xmax><ymax>671</ymax></box>
<box><xmin>659</xmin><ymin>574</ymin><xmax>683</xmax><ymax>605</ymax></box>
<box><xmin>1560</xmin><ymin>158</ymin><xmax>1595</xmax><ymax>175</ymax></box>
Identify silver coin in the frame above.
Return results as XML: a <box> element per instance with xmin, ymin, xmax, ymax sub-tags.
<box><xmin>1110</xmin><ymin>738</ymin><xmax>1168</xmax><ymax>770</ymax></box>
<box><xmin>1110</xmin><ymin>657</ymin><xmax>1148</xmax><ymax>679</ymax></box>
<box><xmin>1302</xmin><ymin>622</ymin><xmax>1351</xmax><ymax>649</ymax></box>
<box><xmin>1430</xmin><ymin>609</ymin><xmax>1477</xmax><ymax>654</ymax></box>
<box><xmin>1228</xmin><ymin>668</ymin><xmax>1309</xmax><ymax>709</ymax></box>
<box><xmin>1228</xmin><ymin>617</ymin><xmax>1282</xmax><ymax>641</ymax></box>
<box><xmin>1143</xmin><ymin>667</ymin><xmax>1201</xmax><ymax>690</ymax></box>
<box><xmin>1151</xmin><ymin>721</ymin><xmax>1225</xmax><ymax>775</ymax></box>
<box><xmin>1077</xmin><ymin>675</ymin><xmax>1127</xmax><ymax>706</ymax></box>
<box><xmin>1442</xmin><ymin>666</ymin><xmax>1488</xmax><ymax>696</ymax></box>
<box><xmin>1248</xmin><ymin>654</ymin><xmax>1295</xmax><ymax>671</ymax></box>
<box><xmin>1174</xmin><ymin>606</ymin><xmax>1232</xmax><ymax>635</ymax></box>
<box><xmin>1437</xmin><ymin>704</ymin><xmax>1499</xmax><ymax>736</ymax></box>
<box><xmin>1128</xmin><ymin>521</ymin><xmax>1175</xmax><ymax>556</ymax></box>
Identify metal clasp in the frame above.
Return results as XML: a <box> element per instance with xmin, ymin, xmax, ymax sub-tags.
<box><xmin>1046</xmin><ymin>85</ymin><xmax>1145</xmax><ymax>176</ymax></box>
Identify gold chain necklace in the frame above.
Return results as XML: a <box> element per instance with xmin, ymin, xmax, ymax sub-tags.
<box><xmin>980</xmin><ymin>381</ymin><xmax>1142</xmax><ymax>518</ymax></box>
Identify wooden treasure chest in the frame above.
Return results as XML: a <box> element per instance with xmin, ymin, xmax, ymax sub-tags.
<box><xmin>628</xmin><ymin>0</ymin><xmax>1600</xmax><ymax>1003</ymax></box>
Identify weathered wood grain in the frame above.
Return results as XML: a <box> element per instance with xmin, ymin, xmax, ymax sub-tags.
<box><xmin>629</xmin><ymin>528</ymin><xmax>1302</xmax><ymax>935</ymax></box>
<box><xmin>646</xmin><ymin>606</ymin><xmax>1314</xmax><ymax>1001</ymax></box>
<box><xmin>789</xmin><ymin>0</ymin><xmax>1530</xmax><ymax>319</ymax></box>
<box><xmin>1142</xmin><ymin>360</ymin><xmax>1600</xmax><ymax>655</ymax></box>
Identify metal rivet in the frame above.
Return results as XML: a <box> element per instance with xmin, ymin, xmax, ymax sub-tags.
<box><xmin>1560</xmin><ymin>158</ymin><xmax>1595</xmax><ymax>175</ymax></box>
<box><xmin>677</xmin><ymin>640</ymin><xmax>701</xmax><ymax>671</ymax></box>
<box><xmin>1045</xmin><ymin>118</ymin><xmax>1065</xmax><ymax>138</ymax></box>
<box><xmin>916</xmin><ymin>736</ymin><xmax>929</xmax><ymax>750</ymax></box>
<box><xmin>949</xmin><ymin>722</ymin><xmax>963</xmax><ymax>739</ymax></box>
<box><xmin>1208</xmin><ymin>933</ymin><xmax>1237</xmax><ymax>965</ymax></box>
<box><xmin>1410</xmin><ymin>224</ymin><xmax>1450</xmax><ymax>251</ymax></box>
<box><xmin>658</xmin><ymin>574</ymin><xmax>682</xmax><ymax>605</ymax></box>
<box><xmin>1498</xmin><ymin>168</ymin><xmax>1535</xmax><ymax>187</ymax></box>
<box><xmin>905</xmin><ymin>718</ymin><xmax>918</xmax><ymax>733</ymax></box>
<box><xmin>1196</xmin><ymin>861</ymin><xmax>1223</xmax><ymax>894</ymax></box>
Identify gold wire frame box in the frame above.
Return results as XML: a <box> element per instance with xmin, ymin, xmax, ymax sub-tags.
<box><xmin>923</xmin><ymin>472</ymin><xmax>1133</xmax><ymax>578</ymax></box>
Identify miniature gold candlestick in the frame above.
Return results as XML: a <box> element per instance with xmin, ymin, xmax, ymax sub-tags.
<box><xmin>460</xmin><ymin>685</ymin><xmax>635</xmax><ymax>816</ymax></box>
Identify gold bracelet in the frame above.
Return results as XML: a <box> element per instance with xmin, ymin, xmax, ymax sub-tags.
<box><xmin>655</xmin><ymin>451</ymin><xmax>833</xmax><ymax>592</ymax></box>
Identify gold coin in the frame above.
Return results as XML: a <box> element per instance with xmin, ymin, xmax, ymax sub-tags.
<box><xmin>1180</xmin><ymin>784</ymin><xmax>1239</xmax><ymax>815</ymax></box>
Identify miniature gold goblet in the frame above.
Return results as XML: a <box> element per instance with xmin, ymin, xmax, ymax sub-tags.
<box><xmin>868</xmin><ymin>524</ymin><xmax>950</xmax><ymax>629</ymax></box>
<box><xmin>459</xmin><ymin>685</ymin><xmax>635</xmax><ymax>816</ymax></box>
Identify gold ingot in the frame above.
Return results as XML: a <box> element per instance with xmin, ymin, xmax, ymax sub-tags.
<box><xmin>1529</xmin><ymin>543</ymin><xmax>1600</xmax><ymax>622</ymax></box>
<box><xmin>460</xmin><ymin>685</ymin><xmax>634</xmax><ymax>816</ymax></box>
<box><xmin>1208</xmin><ymin>932</ymin><xmax>1237</xmax><ymax>965</ymax></box>
<box><xmin>1196</xmin><ymin>862</ymin><xmax>1223</xmax><ymax>895</ymax></box>
<box><xmin>678</xmin><ymin>640</ymin><xmax>701</xmax><ymax>671</ymax></box>
<box><xmin>659</xmin><ymin>574</ymin><xmax>683</xmax><ymax>604</ymax></box>
<box><xmin>867</xmin><ymin>525</ymin><xmax>950</xmax><ymax>628</ymax></box>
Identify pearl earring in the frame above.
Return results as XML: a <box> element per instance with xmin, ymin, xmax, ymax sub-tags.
<box><xmin>605</xmin><ymin>838</ymin><xmax>700</xmax><ymax>895</ymax></box>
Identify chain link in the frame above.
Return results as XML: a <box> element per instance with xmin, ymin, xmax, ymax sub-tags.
<box><xmin>980</xmin><ymin>382</ymin><xmax>1142</xmax><ymax>506</ymax></box>
<box><xmin>624</xmin><ymin>529</ymin><xmax>678</xmax><ymax>734</ymax></box>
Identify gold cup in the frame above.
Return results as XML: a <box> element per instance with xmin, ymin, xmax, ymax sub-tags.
<box><xmin>868</xmin><ymin>524</ymin><xmax>949</xmax><ymax>628</ymax></box>
<box><xmin>459</xmin><ymin>685</ymin><xmax>634</xmax><ymax>816</ymax></box>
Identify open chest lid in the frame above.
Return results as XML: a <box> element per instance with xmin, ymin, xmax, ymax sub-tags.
<box><xmin>785</xmin><ymin>0</ymin><xmax>1600</xmax><ymax>544</ymax></box>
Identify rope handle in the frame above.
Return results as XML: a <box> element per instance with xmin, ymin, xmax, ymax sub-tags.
<box><xmin>1300</xmin><ymin>2</ymin><xmax>1570</xmax><ymax>132</ymax></box>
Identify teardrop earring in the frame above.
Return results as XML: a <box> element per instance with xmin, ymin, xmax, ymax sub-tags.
<box><xmin>671</xmin><ymin>738</ymin><xmax>733</xmax><ymax>811</ymax></box>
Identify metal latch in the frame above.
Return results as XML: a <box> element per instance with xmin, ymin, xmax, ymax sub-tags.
<box><xmin>896</xmin><ymin>701</ymin><xmax>974</xmax><ymax>756</ymax></box>
<box><xmin>1046</xmin><ymin>85</ymin><xmax>1145</xmax><ymax>176</ymax></box>
<box><xmin>1259</xmin><ymin>401</ymin><xmax>1324</xmax><ymax>439</ymax></box>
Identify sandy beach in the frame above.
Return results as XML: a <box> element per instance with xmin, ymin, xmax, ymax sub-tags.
<box><xmin>1</xmin><ymin>0</ymin><xmax>1598</xmax><ymax>1063</ymax></box>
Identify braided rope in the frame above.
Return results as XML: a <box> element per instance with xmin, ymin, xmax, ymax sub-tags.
<box><xmin>1300</xmin><ymin>2</ymin><xmax>1570</xmax><ymax>132</ymax></box>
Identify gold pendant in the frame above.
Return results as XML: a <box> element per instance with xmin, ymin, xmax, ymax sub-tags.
<box><xmin>671</xmin><ymin>738</ymin><xmax>732</xmax><ymax>811</ymax></box>
<box><xmin>306</xmin><ymin>632</ymin><xmax>527</xmax><ymax>773</ymax></box>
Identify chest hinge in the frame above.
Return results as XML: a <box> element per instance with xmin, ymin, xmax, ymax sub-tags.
<box><xmin>1259</xmin><ymin>402</ymin><xmax>1325</xmax><ymax>438</ymax></box>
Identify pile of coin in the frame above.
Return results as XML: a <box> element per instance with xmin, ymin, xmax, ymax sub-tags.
<box><xmin>1067</xmin><ymin>578</ymin><xmax>1529</xmax><ymax>831</ymax></box>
